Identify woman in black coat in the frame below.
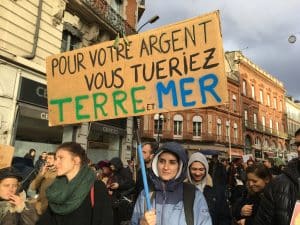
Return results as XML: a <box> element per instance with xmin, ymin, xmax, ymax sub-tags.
<box><xmin>108</xmin><ymin>157</ymin><xmax>136</xmax><ymax>225</ymax></box>
<box><xmin>254</xmin><ymin>157</ymin><xmax>300</xmax><ymax>225</ymax></box>
<box><xmin>232</xmin><ymin>163</ymin><xmax>272</xmax><ymax>225</ymax></box>
<box><xmin>37</xmin><ymin>142</ymin><xmax>113</xmax><ymax>225</ymax></box>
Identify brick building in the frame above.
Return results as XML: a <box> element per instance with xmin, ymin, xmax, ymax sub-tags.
<box><xmin>140</xmin><ymin>50</ymin><xmax>289</xmax><ymax>161</ymax></box>
<box><xmin>285</xmin><ymin>96</ymin><xmax>300</xmax><ymax>154</ymax></box>
<box><xmin>227</xmin><ymin>51</ymin><xmax>287</xmax><ymax>160</ymax></box>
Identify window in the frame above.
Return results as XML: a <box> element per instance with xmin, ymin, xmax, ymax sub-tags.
<box><xmin>217</xmin><ymin>119</ymin><xmax>222</xmax><ymax>138</ymax></box>
<box><xmin>262</xmin><ymin>116</ymin><xmax>266</xmax><ymax>131</ymax></box>
<box><xmin>269</xmin><ymin>119</ymin><xmax>273</xmax><ymax>133</ymax></box>
<box><xmin>255</xmin><ymin>137</ymin><xmax>261</xmax><ymax>147</ymax></box>
<box><xmin>253</xmin><ymin>113</ymin><xmax>257</xmax><ymax>129</ymax></box>
<box><xmin>263</xmin><ymin>139</ymin><xmax>269</xmax><ymax>150</ymax></box>
<box><xmin>61</xmin><ymin>29</ymin><xmax>81</xmax><ymax>52</ymax></box>
<box><xmin>271</xmin><ymin>141</ymin><xmax>276</xmax><ymax>151</ymax></box>
<box><xmin>273</xmin><ymin>97</ymin><xmax>277</xmax><ymax>109</ymax></box>
<box><xmin>267</xmin><ymin>94</ymin><xmax>271</xmax><ymax>106</ymax></box>
<box><xmin>233</xmin><ymin>123</ymin><xmax>238</xmax><ymax>142</ymax></box>
<box><xmin>259</xmin><ymin>90</ymin><xmax>264</xmax><ymax>103</ymax></box>
<box><xmin>276</xmin><ymin>122</ymin><xmax>279</xmax><ymax>134</ymax></box>
<box><xmin>154</xmin><ymin>114</ymin><xmax>164</xmax><ymax>134</ymax></box>
<box><xmin>110</xmin><ymin>0</ymin><xmax>124</xmax><ymax>16</ymax></box>
<box><xmin>244</xmin><ymin>110</ymin><xmax>248</xmax><ymax>126</ymax></box>
<box><xmin>226</xmin><ymin>120</ymin><xmax>230</xmax><ymax>141</ymax></box>
<box><xmin>251</xmin><ymin>85</ymin><xmax>255</xmax><ymax>99</ymax></box>
<box><xmin>279</xmin><ymin>100</ymin><xmax>283</xmax><ymax>112</ymax></box>
<box><xmin>232</xmin><ymin>95</ymin><xmax>237</xmax><ymax>111</ymax></box>
<box><xmin>173</xmin><ymin>114</ymin><xmax>183</xmax><ymax>136</ymax></box>
<box><xmin>193</xmin><ymin>116</ymin><xmax>202</xmax><ymax>137</ymax></box>
<box><xmin>242</xmin><ymin>80</ymin><xmax>247</xmax><ymax>95</ymax></box>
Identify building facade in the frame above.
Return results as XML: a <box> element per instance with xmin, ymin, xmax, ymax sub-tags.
<box><xmin>140</xmin><ymin>50</ymin><xmax>291</xmax><ymax>161</ymax></box>
<box><xmin>0</xmin><ymin>0</ymin><xmax>143</xmax><ymax>163</ymax></box>
<box><xmin>140</xmin><ymin>53</ymin><xmax>244</xmax><ymax>159</ymax></box>
<box><xmin>285</xmin><ymin>96</ymin><xmax>300</xmax><ymax>155</ymax></box>
<box><xmin>226</xmin><ymin>51</ymin><xmax>288</xmax><ymax>160</ymax></box>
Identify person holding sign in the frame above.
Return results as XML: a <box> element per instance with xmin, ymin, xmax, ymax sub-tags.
<box><xmin>254</xmin><ymin>128</ymin><xmax>300</xmax><ymax>225</ymax></box>
<box><xmin>0</xmin><ymin>167</ymin><xmax>38</xmax><ymax>225</ymax></box>
<box><xmin>37</xmin><ymin>142</ymin><xmax>113</xmax><ymax>225</ymax></box>
<box><xmin>131</xmin><ymin>142</ymin><xmax>212</xmax><ymax>225</ymax></box>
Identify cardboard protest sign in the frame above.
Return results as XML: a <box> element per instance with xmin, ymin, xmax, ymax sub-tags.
<box><xmin>0</xmin><ymin>144</ymin><xmax>14</xmax><ymax>169</ymax></box>
<box><xmin>46</xmin><ymin>11</ymin><xmax>228</xmax><ymax>126</ymax></box>
<box><xmin>290</xmin><ymin>201</ymin><xmax>300</xmax><ymax>225</ymax></box>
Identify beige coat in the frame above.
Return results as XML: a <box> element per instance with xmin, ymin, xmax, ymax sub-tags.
<box><xmin>28</xmin><ymin>169</ymin><xmax>57</xmax><ymax>215</ymax></box>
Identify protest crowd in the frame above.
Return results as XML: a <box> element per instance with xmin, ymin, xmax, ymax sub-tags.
<box><xmin>0</xmin><ymin>128</ymin><xmax>299</xmax><ymax>225</ymax></box>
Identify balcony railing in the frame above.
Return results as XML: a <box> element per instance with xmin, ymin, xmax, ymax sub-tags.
<box><xmin>244</xmin><ymin>121</ymin><xmax>288</xmax><ymax>139</ymax></box>
<box><xmin>81</xmin><ymin>0</ymin><xmax>136</xmax><ymax>35</ymax></box>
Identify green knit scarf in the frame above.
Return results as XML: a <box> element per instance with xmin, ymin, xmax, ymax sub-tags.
<box><xmin>46</xmin><ymin>165</ymin><xmax>96</xmax><ymax>215</ymax></box>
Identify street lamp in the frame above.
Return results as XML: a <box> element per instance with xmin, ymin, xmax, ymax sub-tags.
<box><xmin>156</xmin><ymin>113</ymin><xmax>163</xmax><ymax>144</ymax></box>
<box><xmin>226</xmin><ymin>103</ymin><xmax>232</xmax><ymax>163</ymax></box>
<box><xmin>288</xmin><ymin>34</ymin><xmax>297</xmax><ymax>44</ymax></box>
<box><xmin>137</xmin><ymin>15</ymin><xmax>160</xmax><ymax>32</ymax></box>
<box><xmin>113</xmin><ymin>15</ymin><xmax>159</xmax><ymax>49</ymax></box>
<box><xmin>288</xmin><ymin>33</ymin><xmax>300</xmax><ymax>44</ymax></box>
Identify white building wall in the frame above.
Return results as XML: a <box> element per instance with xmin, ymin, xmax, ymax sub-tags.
<box><xmin>0</xmin><ymin>64</ymin><xmax>18</xmax><ymax>144</ymax></box>
<box><xmin>0</xmin><ymin>0</ymin><xmax>65</xmax><ymax>65</ymax></box>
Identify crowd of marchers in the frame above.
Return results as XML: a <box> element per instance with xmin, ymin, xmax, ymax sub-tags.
<box><xmin>1</xmin><ymin>128</ymin><xmax>300</xmax><ymax>225</ymax></box>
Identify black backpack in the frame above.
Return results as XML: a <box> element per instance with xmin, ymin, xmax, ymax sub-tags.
<box><xmin>148</xmin><ymin>182</ymin><xmax>196</xmax><ymax>225</ymax></box>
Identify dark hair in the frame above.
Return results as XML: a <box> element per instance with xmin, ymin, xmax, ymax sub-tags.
<box><xmin>264</xmin><ymin>158</ymin><xmax>274</xmax><ymax>166</ymax></box>
<box><xmin>295</xmin><ymin>128</ymin><xmax>300</xmax><ymax>137</ymax></box>
<box><xmin>29</xmin><ymin>149</ymin><xmax>36</xmax><ymax>153</ymax></box>
<box><xmin>47</xmin><ymin>152</ymin><xmax>56</xmax><ymax>159</ymax></box>
<box><xmin>142</xmin><ymin>142</ymin><xmax>158</xmax><ymax>154</ymax></box>
<box><xmin>56</xmin><ymin>142</ymin><xmax>88</xmax><ymax>165</ymax></box>
<box><xmin>0</xmin><ymin>167</ymin><xmax>22</xmax><ymax>182</ymax></box>
<box><xmin>246</xmin><ymin>163</ymin><xmax>272</xmax><ymax>181</ymax></box>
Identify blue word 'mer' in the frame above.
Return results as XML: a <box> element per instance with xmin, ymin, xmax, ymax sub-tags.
<box><xmin>156</xmin><ymin>73</ymin><xmax>221</xmax><ymax>109</ymax></box>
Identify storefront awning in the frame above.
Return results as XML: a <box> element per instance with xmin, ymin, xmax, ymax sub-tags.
<box><xmin>16</xmin><ymin>103</ymin><xmax>62</xmax><ymax>143</ymax></box>
<box><xmin>18</xmin><ymin>102</ymin><xmax>48</xmax><ymax>120</ymax></box>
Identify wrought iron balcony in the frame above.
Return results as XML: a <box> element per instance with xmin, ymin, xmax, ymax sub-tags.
<box><xmin>77</xmin><ymin>0</ymin><xmax>136</xmax><ymax>35</ymax></box>
<box><xmin>244</xmin><ymin>121</ymin><xmax>288</xmax><ymax>139</ymax></box>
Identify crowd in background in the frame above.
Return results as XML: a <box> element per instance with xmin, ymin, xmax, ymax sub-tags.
<box><xmin>1</xmin><ymin>128</ymin><xmax>300</xmax><ymax>225</ymax></box>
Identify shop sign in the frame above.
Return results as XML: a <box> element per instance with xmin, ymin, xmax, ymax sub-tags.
<box><xmin>19</xmin><ymin>77</ymin><xmax>48</xmax><ymax>108</ymax></box>
<box><xmin>46</xmin><ymin>11</ymin><xmax>227</xmax><ymax>126</ymax></box>
<box><xmin>19</xmin><ymin>104</ymin><xmax>48</xmax><ymax>120</ymax></box>
<box><xmin>89</xmin><ymin>122</ymin><xmax>126</xmax><ymax>140</ymax></box>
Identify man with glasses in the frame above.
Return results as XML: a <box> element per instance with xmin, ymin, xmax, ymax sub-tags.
<box><xmin>254</xmin><ymin>128</ymin><xmax>300</xmax><ymax>225</ymax></box>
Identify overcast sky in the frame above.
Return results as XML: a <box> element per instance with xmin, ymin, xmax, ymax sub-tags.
<box><xmin>138</xmin><ymin>0</ymin><xmax>300</xmax><ymax>100</ymax></box>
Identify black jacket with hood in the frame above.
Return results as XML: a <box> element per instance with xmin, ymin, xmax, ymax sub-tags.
<box><xmin>109</xmin><ymin>157</ymin><xmax>135</xmax><ymax>193</ymax></box>
<box><xmin>254</xmin><ymin>158</ymin><xmax>300</xmax><ymax>225</ymax></box>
